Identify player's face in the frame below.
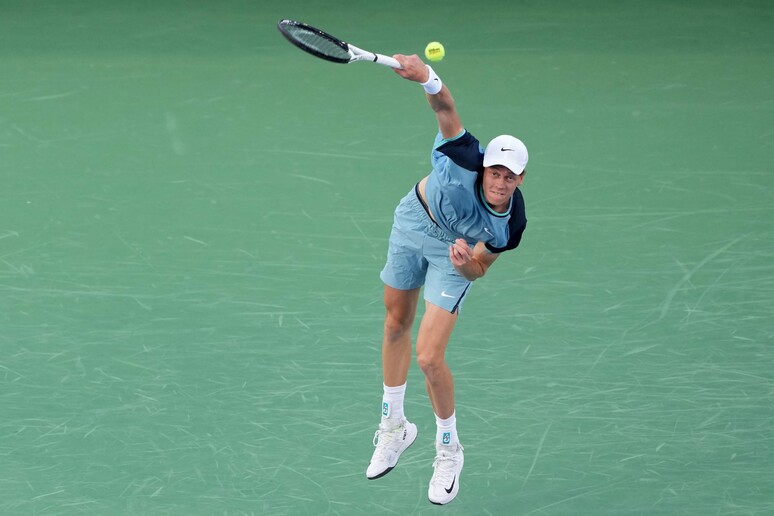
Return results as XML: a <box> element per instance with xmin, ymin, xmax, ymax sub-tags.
<box><xmin>482</xmin><ymin>166</ymin><xmax>523</xmax><ymax>211</ymax></box>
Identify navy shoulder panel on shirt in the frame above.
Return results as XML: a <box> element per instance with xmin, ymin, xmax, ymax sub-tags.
<box><xmin>485</xmin><ymin>188</ymin><xmax>527</xmax><ymax>253</ymax></box>
<box><xmin>436</xmin><ymin>131</ymin><xmax>484</xmax><ymax>172</ymax></box>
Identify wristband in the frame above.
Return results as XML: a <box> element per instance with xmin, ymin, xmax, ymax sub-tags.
<box><xmin>421</xmin><ymin>65</ymin><xmax>442</xmax><ymax>95</ymax></box>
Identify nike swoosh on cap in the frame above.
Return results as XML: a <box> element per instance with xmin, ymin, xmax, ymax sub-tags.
<box><xmin>500</xmin><ymin>147</ymin><xmax>515</xmax><ymax>152</ymax></box>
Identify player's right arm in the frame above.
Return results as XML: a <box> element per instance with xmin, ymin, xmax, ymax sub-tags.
<box><xmin>393</xmin><ymin>54</ymin><xmax>463</xmax><ymax>139</ymax></box>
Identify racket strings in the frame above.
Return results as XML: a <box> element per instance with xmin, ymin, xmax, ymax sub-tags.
<box><xmin>286</xmin><ymin>27</ymin><xmax>349</xmax><ymax>60</ymax></box>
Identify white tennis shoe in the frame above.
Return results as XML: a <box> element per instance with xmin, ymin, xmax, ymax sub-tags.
<box><xmin>428</xmin><ymin>442</ymin><xmax>464</xmax><ymax>505</ymax></box>
<box><xmin>366</xmin><ymin>418</ymin><xmax>418</xmax><ymax>480</ymax></box>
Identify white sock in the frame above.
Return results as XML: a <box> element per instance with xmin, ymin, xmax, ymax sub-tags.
<box><xmin>435</xmin><ymin>411</ymin><xmax>458</xmax><ymax>447</ymax></box>
<box><xmin>381</xmin><ymin>383</ymin><xmax>406</xmax><ymax>423</ymax></box>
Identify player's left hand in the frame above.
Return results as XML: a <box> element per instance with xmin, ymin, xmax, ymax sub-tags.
<box><xmin>449</xmin><ymin>238</ymin><xmax>474</xmax><ymax>267</ymax></box>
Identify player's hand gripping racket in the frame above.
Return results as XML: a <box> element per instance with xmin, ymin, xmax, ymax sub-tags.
<box><xmin>277</xmin><ymin>19</ymin><xmax>401</xmax><ymax>69</ymax></box>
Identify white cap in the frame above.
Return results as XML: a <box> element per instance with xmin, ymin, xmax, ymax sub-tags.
<box><xmin>483</xmin><ymin>135</ymin><xmax>529</xmax><ymax>175</ymax></box>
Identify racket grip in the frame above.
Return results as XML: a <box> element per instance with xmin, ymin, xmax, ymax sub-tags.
<box><xmin>374</xmin><ymin>53</ymin><xmax>401</xmax><ymax>69</ymax></box>
<box><xmin>348</xmin><ymin>44</ymin><xmax>402</xmax><ymax>69</ymax></box>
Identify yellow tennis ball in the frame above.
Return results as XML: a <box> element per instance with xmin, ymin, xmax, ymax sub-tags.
<box><xmin>424</xmin><ymin>41</ymin><xmax>445</xmax><ymax>62</ymax></box>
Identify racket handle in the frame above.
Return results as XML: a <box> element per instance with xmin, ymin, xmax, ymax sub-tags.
<box><xmin>349</xmin><ymin>44</ymin><xmax>402</xmax><ymax>69</ymax></box>
<box><xmin>374</xmin><ymin>53</ymin><xmax>401</xmax><ymax>69</ymax></box>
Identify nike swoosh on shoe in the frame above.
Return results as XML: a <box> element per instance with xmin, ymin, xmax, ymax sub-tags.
<box><xmin>445</xmin><ymin>476</ymin><xmax>456</xmax><ymax>494</ymax></box>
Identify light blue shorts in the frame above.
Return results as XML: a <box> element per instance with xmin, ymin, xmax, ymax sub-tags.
<box><xmin>380</xmin><ymin>185</ymin><xmax>472</xmax><ymax>314</ymax></box>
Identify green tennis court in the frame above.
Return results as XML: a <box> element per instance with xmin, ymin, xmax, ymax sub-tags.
<box><xmin>2</xmin><ymin>1</ymin><xmax>772</xmax><ymax>514</ymax></box>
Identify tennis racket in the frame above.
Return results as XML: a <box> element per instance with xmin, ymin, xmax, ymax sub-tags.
<box><xmin>277</xmin><ymin>19</ymin><xmax>401</xmax><ymax>69</ymax></box>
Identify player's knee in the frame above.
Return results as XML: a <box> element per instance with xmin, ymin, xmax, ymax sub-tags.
<box><xmin>383</xmin><ymin>296</ymin><xmax>417</xmax><ymax>338</ymax></box>
<box><xmin>416</xmin><ymin>351</ymin><xmax>444</xmax><ymax>380</ymax></box>
<box><xmin>383</xmin><ymin>310</ymin><xmax>413</xmax><ymax>342</ymax></box>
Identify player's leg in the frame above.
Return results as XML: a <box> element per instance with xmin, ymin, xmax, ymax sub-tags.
<box><xmin>416</xmin><ymin>303</ymin><xmax>461</xmax><ymax>450</ymax></box>
<box><xmin>382</xmin><ymin>284</ymin><xmax>420</xmax><ymax>387</ymax></box>
<box><xmin>366</xmin><ymin>285</ymin><xmax>420</xmax><ymax>480</ymax></box>
<box><xmin>415</xmin><ymin>301</ymin><xmax>457</xmax><ymax>419</ymax></box>
<box><xmin>367</xmin><ymin>187</ymin><xmax>428</xmax><ymax>479</ymax></box>
<box><xmin>416</xmin><ymin>301</ymin><xmax>465</xmax><ymax>505</ymax></box>
<box><xmin>418</xmin><ymin>231</ymin><xmax>472</xmax><ymax>424</ymax></box>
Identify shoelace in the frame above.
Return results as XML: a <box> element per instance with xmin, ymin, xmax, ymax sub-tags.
<box><xmin>431</xmin><ymin>446</ymin><xmax>462</xmax><ymax>486</ymax></box>
<box><xmin>372</xmin><ymin>423</ymin><xmax>401</xmax><ymax>458</ymax></box>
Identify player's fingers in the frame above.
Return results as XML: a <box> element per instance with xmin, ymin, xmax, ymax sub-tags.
<box><xmin>450</xmin><ymin>242</ymin><xmax>471</xmax><ymax>263</ymax></box>
<box><xmin>394</xmin><ymin>54</ymin><xmax>427</xmax><ymax>81</ymax></box>
<box><xmin>392</xmin><ymin>54</ymin><xmax>408</xmax><ymax>76</ymax></box>
<box><xmin>454</xmin><ymin>239</ymin><xmax>473</xmax><ymax>258</ymax></box>
<box><xmin>449</xmin><ymin>245</ymin><xmax>462</xmax><ymax>264</ymax></box>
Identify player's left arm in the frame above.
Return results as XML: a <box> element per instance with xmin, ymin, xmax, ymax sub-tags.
<box><xmin>449</xmin><ymin>240</ymin><xmax>500</xmax><ymax>281</ymax></box>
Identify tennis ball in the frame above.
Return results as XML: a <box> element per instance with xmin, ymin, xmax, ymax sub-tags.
<box><xmin>424</xmin><ymin>41</ymin><xmax>445</xmax><ymax>62</ymax></box>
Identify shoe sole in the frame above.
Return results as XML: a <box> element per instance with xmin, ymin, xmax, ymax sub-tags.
<box><xmin>366</xmin><ymin>425</ymin><xmax>418</xmax><ymax>480</ymax></box>
<box><xmin>428</xmin><ymin>486</ymin><xmax>458</xmax><ymax>505</ymax></box>
<box><xmin>428</xmin><ymin>479</ymin><xmax>460</xmax><ymax>505</ymax></box>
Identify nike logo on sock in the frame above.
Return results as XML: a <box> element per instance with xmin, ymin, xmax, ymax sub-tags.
<box><xmin>445</xmin><ymin>475</ymin><xmax>456</xmax><ymax>494</ymax></box>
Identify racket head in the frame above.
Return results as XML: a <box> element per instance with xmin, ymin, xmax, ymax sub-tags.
<box><xmin>277</xmin><ymin>19</ymin><xmax>352</xmax><ymax>64</ymax></box>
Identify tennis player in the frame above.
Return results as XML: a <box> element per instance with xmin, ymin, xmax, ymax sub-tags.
<box><xmin>365</xmin><ymin>54</ymin><xmax>529</xmax><ymax>505</ymax></box>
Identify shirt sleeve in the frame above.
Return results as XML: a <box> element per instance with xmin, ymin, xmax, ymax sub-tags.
<box><xmin>433</xmin><ymin>130</ymin><xmax>484</xmax><ymax>173</ymax></box>
<box><xmin>485</xmin><ymin>189</ymin><xmax>528</xmax><ymax>253</ymax></box>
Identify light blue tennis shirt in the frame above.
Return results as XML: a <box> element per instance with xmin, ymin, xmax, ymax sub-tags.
<box><xmin>424</xmin><ymin>130</ymin><xmax>526</xmax><ymax>252</ymax></box>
